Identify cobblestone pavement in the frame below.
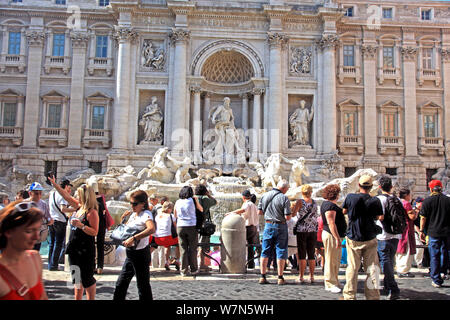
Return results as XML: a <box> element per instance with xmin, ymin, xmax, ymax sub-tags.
<box><xmin>42</xmin><ymin>258</ymin><xmax>450</xmax><ymax>300</ymax></box>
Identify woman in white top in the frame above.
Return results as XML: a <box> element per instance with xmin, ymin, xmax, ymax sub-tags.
<box><xmin>174</xmin><ymin>186</ymin><xmax>203</xmax><ymax>276</ymax></box>
<box><xmin>151</xmin><ymin>201</ymin><xmax>180</xmax><ymax>271</ymax></box>
<box><xmin>113</xmin><ymin>190</ymin><xmax>155</xmax><ymax>300</ymax></box>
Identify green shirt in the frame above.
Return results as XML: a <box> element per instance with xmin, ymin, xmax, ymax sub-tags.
<box><xmin>196</xmin><ymin>195</ymin><xmax>217</xmax><ymax>218</ymax></box>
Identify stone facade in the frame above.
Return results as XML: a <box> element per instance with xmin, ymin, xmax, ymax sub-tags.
<box><xmin>0</xmin><ymin>0</ymin><xmax>449</xmax><ymax>195</ymax></box>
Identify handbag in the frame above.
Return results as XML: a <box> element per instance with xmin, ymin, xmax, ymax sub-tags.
<box><xmin>101</xmin><ymin>195</ymin><xmax>115</xmax><ymax>230</ymax></box>
<box><xmin>293</xmin><ymin>199</ymin><xmax>316</xmax><ymax>236</ymax></box>
<box><xmin>199</xmin><ymin>208</ymin><xmax>216</xmax><ymax>237</ymax></box>
<box><xmin>110</xmin><ymin>217</ymin><xmax>141</xmax><ymax>249</ymax></box>
<box><xmin>0</xmin><ymin>264</ymin><xmax>31</xmax><ymax>300</ymax></box>
<box><xmin>169</xmin><ymin>214</ymin><xmax>178</xmax><ymax>239</ymax></box>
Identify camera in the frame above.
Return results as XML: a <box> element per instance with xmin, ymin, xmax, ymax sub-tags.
<box><xmin>45</xmin><ymin>171</ymin><xmax>53</xmax><ymax>186</ymax></box>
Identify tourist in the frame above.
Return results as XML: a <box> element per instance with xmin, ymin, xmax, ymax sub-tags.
<box><xmin>174</xmin><ymin>186</ymin><xmax>203</xmax><ymax>276</ymax></box>
<box><xmin>396</xmin><ymin>188</ymin><xmax>419</xmax><ymax>277</ymax></box>
<box><xmin>114</xmin><ymin>190</ymin><xmax>155</xmax><ymax>300</ymax></box>
<box><xmin>0</xmin><ymin>201</ymin><xmax>48</xmax><ymax>300</ymax></box>
<box><xmin>149</xmin><ymin>201</ymin><xmax>180</xmax><ymax>270</ymax></box>
<box><xmin>258</xmin><ymin>179</ymin><xmax>292</xmax><ymax>285</ymax></box>
<box><xmin>419</xmin><ymin>180</ymin><xmax>450</xmax><ymax>288</ymax></box>
<box><xmin>28</xmin><ymin>182</ymin><xmax>53</xmax><ymax>251</ymax></box>
<box><xmin>228</xmin><ymin>189</ymin><xmax>259</xmax><ymax>269</ymax></box>
<box><xmin>376</xmin><ymin>175</ymin><xmax>402</xmax><ymax>300</ymax></box>
<box><xmin>15</xmin><ymin>190</ymin><xmax>29</xmax><ymax>201</ymax></box>
<box><xmin>88</xmin><ymin>181</ymin><xmax>109</xmax><ymax>275</ymax></box>
<box><xmin>286</xmin><ymin>209</ymin><xmax>298</xmax><ymax>272</ymax></box>
<box><xmin>292</xmin><ymin>184</ymin><xmax>319</xmax><ymax>284</ymax></box>
<box><xmin>320</xmin><ymin>184</ymin><xmax>346</xmax><ymax>293</ymax></box>
<box><xmin>0</xmin><ymin>196</ymin><xmax>10</xmax><ymax>209</ymax></box>
<box><xmin>149</xmin><ymin>194</ymin><xmax>160</xmax><ymax>218</ymax></box>
<box><xmin>315</xmin><ymin>215</ymin><xmax>324</xmax><ymax>270</ymax></box>
<box><xmin>48</xmin><ymin>179</ymin><xmax>76</xmax><ymax>271</ymax></box>
<box><xmin>195</xmin><ymin>184</ymin><xmax>217</xmax><ymax>272</ymax></box>
<box><xmin>413</xmin><ymin>197</ymin><xmax>425</xmax><ymax>268</ymax></box>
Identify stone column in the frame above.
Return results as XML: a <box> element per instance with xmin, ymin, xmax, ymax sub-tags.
<box><xmin>240</xmin><ymin>93</ymin><xmax>249</xmax><ymax>132</ymax></box>
<box><xmin>191</xmin><ymin>86</ymin><xmax>202</xmax><ymax>164</ymax></box>
<box><xmin>22</xmin><ymin>31</ymin><xmax>45</xmax><ymax>148</ymax></box>
<box><xmin>251</xmin><ymin>88</ymin><xmax>263</xmax><ymax>161</ymax></box>
<box><xmin>442</xmin><ymin>48</ymin><xmax>450</xmax><ymax>163</ymax></box>
<box><xmin>111</xmin><ymin>26</ymin><xmax>137</xmax><ymax>151</ymax></box>
<box><xmin>318</xmin><ymin>34</ymin><xmax>339</xmax><ymax>154</ymax></box>
<box><xmin>67</xmin><ymin>32</ymin><xmax>89</xmax><ymax>149</ymax></box>
<box><xmin>267</xmin><ymin>33</ymin><xmax>287</xmax><ymax>154</ymax></box>
<box><xmin>202</xmin><ymin>92</ymin><xmax>211</xmax><ymax>138</ymax></box>
<box><xmin>169</xmin><ymin>28</ymin><xmax>190</xmax><ymax>155</ymax></box>
<box><xmin>361</xmin><ymin>44</ymin><xmax>378</xmax><ymax>156</ymax></box>
<box><xmin>401</xmin><ymin>46</ymin><xmax>419</xmax><ymax>157</ymax></box>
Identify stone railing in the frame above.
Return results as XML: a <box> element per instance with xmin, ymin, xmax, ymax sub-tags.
<box><xmin>338</xmin><ymin>65</ymin><xmax>361</xmax><ymax>84</ymax></box>
<box><xmin>378</xmin><ymin>66</ymin><xmax>401</xmax><ymax>85</ymax></box>
<box><xmin>338</xmin><ymin>135</ymin><xmax>363</xmax><ymax>154</ymax></box>
<box><xmin>0</xmin><ymin>126</ymin><xmax>22</xmax><ymax>146</ymax></box>
<box><xmin>38</xmin><ymin>127</ymin><xmax>67</xmax><ymax>147</ymax></box>
<box><xmin>378</xmin><ymin>136</ymin><xmax>404</xmax><ymax>155</ymax></box>
<box><xmin>0</xmin><ymin>54</ymin><xmax>26</xmax><ymax>73</ymax></box>
<box><xmin>87</xmin><ymin>57</ymin><xmax>113</xmax><ymax>76</ymax></box>
<box><xmin>418</xmin><ymin>136</ymin><xmax>444</xmax><ymax>155</ymax></box>
<box><xmin>418</xmin><ymin>68</ymin><xmax>441</xmax><ymax>86</ymax></box>
<box><xmin>44</xmin><ymin>55</ymin><xmax>71</xmax><ymax>74</ymax></box>
<box><xmin>82</xmin><ymin>128</ymin><xmax>111</xmax><ymax>148</ymax></box>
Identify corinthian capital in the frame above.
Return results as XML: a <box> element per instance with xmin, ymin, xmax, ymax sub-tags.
<box><xmin>70</xmin><ymin>31</ymin><xmax>90</xmax><ymax>48</ymax></box>
<box><xmin>25</xmin><ymin>30</ymin><xmax>46</xmax><ymax>46</ymax></box>
<box><xmin>252</xmin><ymin>88</ymin><xmax>265</xmax><ymax>96</ymax></box>
<box><xmin>401</xmin><ymin>46</ymin><xmax>418</xmax><ymax>61</ymax></box>
<box><xmin>267</xmin><ymin>32</ymin><xmax>288</xmax><ymax>48</ymax></box>
<box><xmin>169</xmin><ymin>28</ymin><xmax>190</xmax><ymax>45</ymax></box>
<box><xmin>361</xmin><ymin>44</ymin><xmax>378</xmax><ymax>59</ymax></box>
<box><xmin>113</xmin><ymin>26</ymin><xmax>138</xmax><ymax>43</ymax></box>
<box><xmin>317</xmin><ymin>34</ymin><xmax>339</xmax><ymax>50</ymax></box>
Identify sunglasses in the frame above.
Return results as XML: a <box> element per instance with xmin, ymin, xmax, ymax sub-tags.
<box><xmin>11</xmin><ymin>202</ymin><xmax>37</xmax><ymax>221</ymax></box>
<box><xmin>130</xmin><ymin>201</ymin><xmax>141</xmax><ymax>206</ymax></box>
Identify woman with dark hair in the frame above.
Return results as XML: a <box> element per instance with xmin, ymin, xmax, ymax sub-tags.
<box><xmin>195</xmin><ymin>184</ymin><xmax>217</xmax><ymax>272</ymax></box>
<box><xmin>174</xmin><ymin>186</ymin><xmax>203</xmax><ymax>276</ymax></box>
<box><xmin>320</xmin><ymin>184</ymin><xmax>347</xmax><ymax>294</ymax></box>
<box><xmin>396</xmin><ymin>188</ymin><xmax>418</xmax><ymax>277</ymax></box>
<box><xmin>114</xmin><ymin>190</ymin><xmax>155</xmax><ymax>300</ymax></box>
<box><xmin>0</xmin><ymin>201</ymin><xmax>48</xmax><ymax>300</ymax></box>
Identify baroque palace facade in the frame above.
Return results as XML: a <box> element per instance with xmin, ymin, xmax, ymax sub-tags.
<box><xmin>0</xmin><ymin>0</ymin><xmax>449</xmax><ymax>194</ymax></box>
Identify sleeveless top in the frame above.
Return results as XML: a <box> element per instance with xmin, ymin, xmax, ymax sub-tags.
<box><xmin>68</xmin><ymin>212</ymin><xmax>95</xmax><ymax>257</ymax></box>
<box><xmin>0</xmin><ymin>251</ymin><xmax>44</xmax><ymax>300</ymax></box>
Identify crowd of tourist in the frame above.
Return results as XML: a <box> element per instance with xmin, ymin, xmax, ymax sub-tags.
<box><xmin>0</xmin><ymin>171</ymin><xmax>449</xmax><ymax>300</ymax></box>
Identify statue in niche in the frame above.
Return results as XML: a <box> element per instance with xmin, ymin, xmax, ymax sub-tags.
<box><xmin>207</xmin><ymin>97</ymin><xmax>246</xmax><ymax>164</ymax></box>
<box><xmin>139</xmin><ymin>96</ymin><xmax>163</xmax><ymax>143</ymax></box>
<box><xmin>290</xmin><ymin>47</ymin><xmax>312</xmax><ymax>75</ymax></box>
<box><xmin>289</xmin><ymin>100</ymin><xmax>314</xmax><ymax>147</ymax></box>
<box><xmin>142</xmin><ymin>40</ymin><xmax>165</xmax><ymax>70</ymax></box>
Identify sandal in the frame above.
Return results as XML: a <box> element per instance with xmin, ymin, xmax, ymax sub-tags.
<box><xmin>310</xmin><ymin>276</ymin><xmax>315</xmax><ymax>284</ymax></box>
<box><xmin>174</xmin><ymin>262</ymin><xmax>180</xmax><ymax>271</ymax></box>
<box><xmin>295</xmin><ymin>278</ymin><xmax>305</xmax><ymax>284</ymax></box>
<box><xmin>164</xmin><ymin>264</ymin><xmax>170</xmax><ymax>271</ymax></box>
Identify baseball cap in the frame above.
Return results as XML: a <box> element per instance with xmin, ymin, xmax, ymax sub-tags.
<box><xmin>359</xmin><ymin>175</ymin><xmax>373</xmax><ymax>187</ymax></box>
<box><xmin>29</xmin><ymin>182</ymin><xmax>44</xmax><ymax>191</ymax></box>
<box><xmin>60</xmin><ymin>179</ymin><xmax>73</xmax><ymax>188</ymax></box>
<box><xmin>428</xmin><ymin>180</ymin><xmax>443</xmax><ymax>190</ymax></box>
<box><xmin>149</xmin><ymin>194</ymin><xmax>158</xmax><ymax>200</ymax></box>
<box><xmin>242</xmin><ymin>190</ymin><xmax>252</xmax><ymax>198</ymax></box>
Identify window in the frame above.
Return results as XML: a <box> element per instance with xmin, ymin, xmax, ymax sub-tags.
<box><xmin>424</xmin><ymin>114</ymin><xmax>436</xmax><ymax>138</ymax></box>
<box><xmin>422</xmin><ymin>48</ymin><xmax>433</xmax><ymax>69</ymax></box>
<box><xmin>92</xmin><ymin>106</ymin><xmax>105</xmax><ymax>129</ymax></box>
<box><xmin>421</xmin><ymin>9</ymin><xmax>432</xmax><ymax>21</ymax></box>
<box><xmin>95</xmin><ymin>35</ymin><xmax>108</xmax><ymax>58</ymax></box>
<box><xmin>52</xmin><ymin>34</ymin><xmax>65</xmax><ymax>57</ymax></box>
<box><xmin>12</xmin><ymin>0</ymin><xmax>22</xmax><ymax>2</ymax></box>
<box><xmin>48</xmin><ymin>104</ymin><xmax>61</xmax><ymax>128</ymax></box>
<box><xmin>383</xmin><ymin>113</ymin><xmax>397</xmax><ymax>137</ymax></box>
<box><xmin>89</xmin><ymin>161</ymin><xmax>103</xmax><ymax>174</ymax></box>
<box><xmin>383</xmin><ymin>47</ymin><xmax>394</xmax><ymax>67</ymax></box>
<box><xmin>343</xmin><ymin>45</ymin><xmax>355</xmax><ymax>67</ymax></box>
<box><xmin>345</xmin><ymin>167</ymin><xmax>356</xmax><ymax>178</ymax></box>
<box><xmin>45</xmin><ymin>161</ymin><xmax>58</xmax><ymax>178</ymax></box>
<box><xmin>344</xmin><ymin>112</ymin><xmax>357</xmax><ymax>136</ymax></box>
<box><xmin>2</xmin><ymin>103</ymin><xmax>17</xmax><ymax>127</ymax></box>
<box><xmin>8</xmin><ymin>32</ymin><xmax>21</xmax><ymax>55</ymax></box>
<box><xmin>99</xmin><ymin>0</ymin><xmax>109</xmax><ymax>6</ymax></box>
<box><xmin>383</xmin><ymin>8</ymin><xmax>393</xmax><ymax>19</ymax></box>
<box><xmin>385</xmin><ymin>168</ymin><xmax>397</xmax><ymax>176</ymax></box>
<box><xmin>344</xmin><ymin>7</ymin><xmax>354</xmax><ymax>17</ymax></box>
<box><xmin>55</xmin><ymin>0</ymin><xmax>66</xmax><ymax>4</ymax></box>
<box><xmin>426</xmin><ymin>169</ymin><xmax>438</xmax><ymax>187</ymax></box>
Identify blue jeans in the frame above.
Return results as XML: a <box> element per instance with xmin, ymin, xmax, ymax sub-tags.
<box><xmin>261</xmin><ymin>223</ymin><xmax>288</xmax><ymax>260</ymax></box>
<box><xmin>428</xmin><ymin>236</ymin><xmax>450</xmax><ymax>285</ymax></box>
<box><xmin>48</xmin><ymin>220</ymin><xmax>67</xmax><ymax>270</ymax></box>
<box><xmin>378</xmin><ymin>238</ymin><xmax>400</xmax><ymax>295</ymax></box>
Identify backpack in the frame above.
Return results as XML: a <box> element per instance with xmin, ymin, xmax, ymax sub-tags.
<box><xmin>381</xmin><ymin>194</ymin><xmax>407</xmax><ymax>235</ymax></box>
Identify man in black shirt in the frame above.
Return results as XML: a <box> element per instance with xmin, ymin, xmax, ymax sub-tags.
<box><xmin>342</xmin><ymin>175</ymin><xmax>383</xmax><ymax>300</ymax></box>
<box><xmin>419</xmin><ymin>180</ymin><xmax>450</xmax><ymax>288</ymax></box>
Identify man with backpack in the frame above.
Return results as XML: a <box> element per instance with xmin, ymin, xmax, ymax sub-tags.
<box><xmin>376</xmin><ymin>175</ymin><xmax>406</xmax><ymax>300</ymax></box>
<box><xmin>419</xmin><ymin>180</ymin><xmax>450</xmax><ymax>288</ymax></box>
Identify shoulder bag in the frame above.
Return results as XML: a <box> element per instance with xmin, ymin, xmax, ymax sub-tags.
<box><xmin>110</xmin><ymin>216</ymin><xmax>141</xmax><ymax>249</ymax></box>
<box><xmin>169</xmin><ymin>214</ymin><xmax>178</xmax><ymax>239</ymax></box>
<box><xmin>52</xmin><ymin>191</ymin><xmax>69</xmax><ymax>223</ymax></box>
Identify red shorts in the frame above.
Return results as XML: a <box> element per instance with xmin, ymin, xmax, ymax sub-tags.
<box><xmin>149</xmin><ymin>235</ymin><xmax>178</xmax><ymax>248</ymax></box>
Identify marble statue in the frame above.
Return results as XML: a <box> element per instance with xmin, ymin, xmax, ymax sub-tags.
<box><xmin>289</xmin><ymin>156</ymin><xmax>310</xmax><ymax>188</ymax></box>
<box><xmin>142</xmin><ymin>40</ymin><xmax>165</xmax><ymax>70</ymax></box>
<box><xmin>289</xmin><ymin>100</ymin><xmax>314</xmax><ymax>147</ymax></box>
<box><xmin>206</xmin><ymin>97</ymin><xmax>246</xmax><ymax>165</ymax></box>
<box><xmin>249</xmin><ymin>153</ymin><xmax>292</xmax><ymax>188</ymax></box>
<box><xmin>174</xmin><ymin>157</ymin><xmax>195</xmax><ymax>184</ymax></box>
<box><xmin>139</xmin><ymin>96</ymin><xmax>163</xmax><ymax>143</ymax></box>
<box><xmin>144</xmin><ymin>147</ymin><xmax>194</xmax><ymax>184</ymax></box>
